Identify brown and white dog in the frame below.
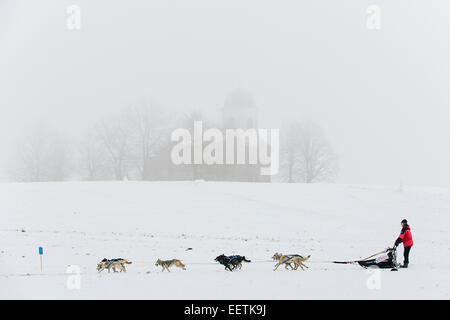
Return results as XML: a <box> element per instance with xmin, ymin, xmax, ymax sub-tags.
<box><xmin>97</xmin><ymin>258</ymin><xmax>132</xmax><ymax>273</ymax></box>
<box><xmin>155</xmin><ymin>259</ymin><xmax>186</xmax><ymax>272</ymax></box>
<box><xmin>272</xmin><ymin>253</ymin><xmax>310</xmax><ymax>271</ymax></box>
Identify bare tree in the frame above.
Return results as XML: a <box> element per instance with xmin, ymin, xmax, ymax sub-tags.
<box><xmin>127</xmin><ymin>104</ymin><xmax>168</xmax><ymax>180</ymax></box>
<box><xmin>95</xmin><ymin>112</ymin><xmax>133</xmax><ymax>180</ymax></box>
<box><xmin>180</xmin><ymin>111</ymin><xmax>205</xmax><ymax>180</ymax></box>
<box><xmin>77</xmin><ymin>129</ymin><xmax>110</xmax><ymax>180</ymax></box>
<box><xmin>10</xmin><ymin>126</ymin><xmax>71</xmax><ymax>182</ymax></box>
<box><xmin>45</xmin><ymin>135</ymin><xmax>72</xmax><ymax>181</ymax></box>
<box><xmin>281</xmin><ymin>120</ymin><xmax>338</xmax><ymax>183</ymax></box>
<box><xmin>282</xmin><ymin>120</ymin><xmax>299</xmax><ymax>183</ymax></box>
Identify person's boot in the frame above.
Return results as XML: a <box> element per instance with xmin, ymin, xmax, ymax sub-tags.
<box><xmin>400</xmin><ymin>263</ymin><xmax>409</xmax><ymax>268</ymax></box>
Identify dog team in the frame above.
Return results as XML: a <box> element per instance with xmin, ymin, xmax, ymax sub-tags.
<box><xmin>96</xmin><ymin>253</ymin><xmax>310</xmax><ymax>273</ymax></box>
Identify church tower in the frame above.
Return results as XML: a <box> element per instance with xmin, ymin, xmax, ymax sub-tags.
<box><xmin>219</xmin><ymin>89</ymin><xmax>268</xmax><ymax>182</ymax></box>
<box><xmin>222</xmin><ymin>89</ymin><xmax>258</xmax><ymax>129</ymax></box>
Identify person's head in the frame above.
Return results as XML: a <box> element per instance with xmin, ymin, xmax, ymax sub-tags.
<box><xmin>401</xmin><ymin>219</ymin><xmax>408</xmax><ymax>227</ymax></box>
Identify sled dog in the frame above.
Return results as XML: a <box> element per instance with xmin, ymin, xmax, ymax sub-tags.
<box><xmin>272</xmin><ymin>253</ymin><xmax>296</xmax><ymax>270</ymax></box>
<box><xmin>272</xmin><ymin>253</ymin><xmax>310</xmax><ymax>271</ymax></box>
<box><xmin>228</xmin><ymin>255</ymin><xmax>251</xmax><ymax>270</ymax></box>
<box><xmin>155</xmin><ymin>259</ymin><xmax>186</xmax><ymax>272</ymax></box>
<box><xmin>97</xmin><ymin>258</ymin><xmax>132</xmax><ymax>273</ymax></box>
<box><xmin>215</xmin><ymin>254</ymin><xmax>251</xmax><ymax>271</ymax></box>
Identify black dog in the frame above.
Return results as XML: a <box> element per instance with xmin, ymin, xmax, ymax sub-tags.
<box><xmin>215</xmin><ymin>254</ymin><xmax>234</xmax><ymax>271</ymax></box>
<box><xmin>215</xmin><ymin>254</ymin><xmax>251</xmax><ymax>271</ymax></box>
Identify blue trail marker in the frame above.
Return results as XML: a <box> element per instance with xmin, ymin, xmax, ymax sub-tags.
<box><xmin>38</xmin><ymin>247</ymin><xmax>43</xmax><ymax>272</ymax></box>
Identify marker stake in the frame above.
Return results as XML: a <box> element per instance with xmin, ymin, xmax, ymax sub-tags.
<box><xmin>38</xmin><ymin>247</ymin><xmax>43</xmax><ymax>272</ymax></box>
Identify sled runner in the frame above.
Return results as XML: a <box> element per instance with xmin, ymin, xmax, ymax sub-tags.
<box><xmin>333</xmin><ymin>248</ymin><xmax>398</xmax><ymax>270</ymax></box>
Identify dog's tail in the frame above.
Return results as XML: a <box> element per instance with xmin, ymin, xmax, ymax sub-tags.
<box><xmin>243</xmin><ymin>256</ymin><xmax>251</xmax><ymax>262</ymax></box>
<box><xmin>121</xmin><ymin>259</ymin><xmax>132</xmax><ymax>264</ymax></box>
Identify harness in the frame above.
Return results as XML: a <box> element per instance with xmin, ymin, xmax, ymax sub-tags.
<box><xmin>225</xmin><ymin>257</ymin><xmax>233</xmax><ymax>264</ymax></box>
<box><xmin>163</xmin><ymin>260</ymin><xmax>174</xmax><ymax>265</ymax></box>
<box><xmin>216</xmin><ymin>256</ymin><xmax>239</xmax><ymax>266</ymax></box>
<box><xmin>282</xmin><ymin>255</ymin><xmax>302</xmax><ymax>264</ymax></box>
<box><xmin>106</xmin><ymin>258</ymin><xmax>122</xmax><ymax>268</ymax></box>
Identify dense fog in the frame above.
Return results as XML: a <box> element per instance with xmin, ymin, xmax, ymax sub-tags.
<box><xmin>1</xmin><ymin>0</ymin><xmax>449</xmax><ymax>187</ymax></box>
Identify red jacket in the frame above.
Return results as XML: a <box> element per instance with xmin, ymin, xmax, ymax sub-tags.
<box><xmin>396</xmin><ymin>225</ymin><xmax>413</xmax><ymax>247</ymax></box>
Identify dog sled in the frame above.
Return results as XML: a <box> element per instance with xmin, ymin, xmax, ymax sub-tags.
<box><xmin>333</xmin><ymin>247</ymin><xmax>398</xmax><ymax>271</ymax></box>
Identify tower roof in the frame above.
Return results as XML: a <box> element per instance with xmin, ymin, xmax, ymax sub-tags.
<box><xmin>223</xmin><ymin>89</ymin><xmax>257</xmax><ymax>109</ymax></box>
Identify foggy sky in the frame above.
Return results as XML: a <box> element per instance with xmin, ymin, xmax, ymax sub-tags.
<box><xmin>1</xmin><ymin>0</ymin><xmax>449</xmax><ymax>187</ymax></box>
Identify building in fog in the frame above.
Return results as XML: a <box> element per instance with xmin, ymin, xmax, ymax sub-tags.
<box><xmin>147</xmin><ymin>89</ymin><xmax>270</xmax><ymax>182</ymax></box>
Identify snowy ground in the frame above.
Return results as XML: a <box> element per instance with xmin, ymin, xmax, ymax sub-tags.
<box><xmin>0</xmin><ymin>181</ymin><xmax>449</xmax><ymax>299</ymax></box>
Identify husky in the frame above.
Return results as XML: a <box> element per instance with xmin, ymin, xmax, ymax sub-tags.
<box><xmin>215</xmin><ymin>254</ymin><xmax>251</xmax><ymax>271</ymax></box>
<box><xmin>97</xmin><ymin>258</ymin><xmax>132</xmax><ymax>273</ymax></box>
<box><xmin>272</xmin><ymin>253</ymin><xmax>310</xmax><ymax>271</ymax></box>
<box><xmin>155</xmin><ymin>259</ymin><xmax>186</xmax><ymax>272</ymax></box>
<box><xmin>272</xmin><ymin>252</ymin><xmax>306</xmax><ymax>269</ymax></box>
<box><xmin>231</xmin><ymin>255</ymin><xmax>251</xmax><ymax>270</ymax></box>
<box><xmin>272</xmin><ymin>253</ymin><xmax>296</xmax><ymax>270</ymax></box>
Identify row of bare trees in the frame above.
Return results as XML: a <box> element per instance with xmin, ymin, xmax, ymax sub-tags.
<box><xmin>9</xmin><ymin>107</ymin><xmax>338</xmax><ymax>183</ymax></box>
<box><xmin>11</xmin><ymin>127</ymin><xmax>71</xmax><ymax>182</ymax></box>
<box><xmin>78</xmin><ymin>106</ymin><xmax>170</xmax><ymax>181</ymax></box>
<box><xmin>10</xmin><ymin>105</ymin><xmax>171</xmax><ymax>182</ymax></box>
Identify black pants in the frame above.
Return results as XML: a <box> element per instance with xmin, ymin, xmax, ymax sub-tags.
<box><xmin>403</xmin><ymin>246</ymin><xmax>412</xmax><ymax>264</ymax></box>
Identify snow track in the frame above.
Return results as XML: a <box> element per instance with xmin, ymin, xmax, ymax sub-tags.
<box><xmin>0</xmin><ymin>181</ymin><xmax>448</xmax><ymax>299</ymax></box>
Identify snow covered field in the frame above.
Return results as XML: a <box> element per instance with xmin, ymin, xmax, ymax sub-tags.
<box><xmin>1</xmin><ymin>181</ymin><xmax>449</xmax><ymax>299</ymax></box>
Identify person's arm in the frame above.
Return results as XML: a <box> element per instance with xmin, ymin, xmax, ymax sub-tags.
<box><xmin>394</xmin><ymin>228</ymin><xmax>406</xmax><ymax>247</ymax></box>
